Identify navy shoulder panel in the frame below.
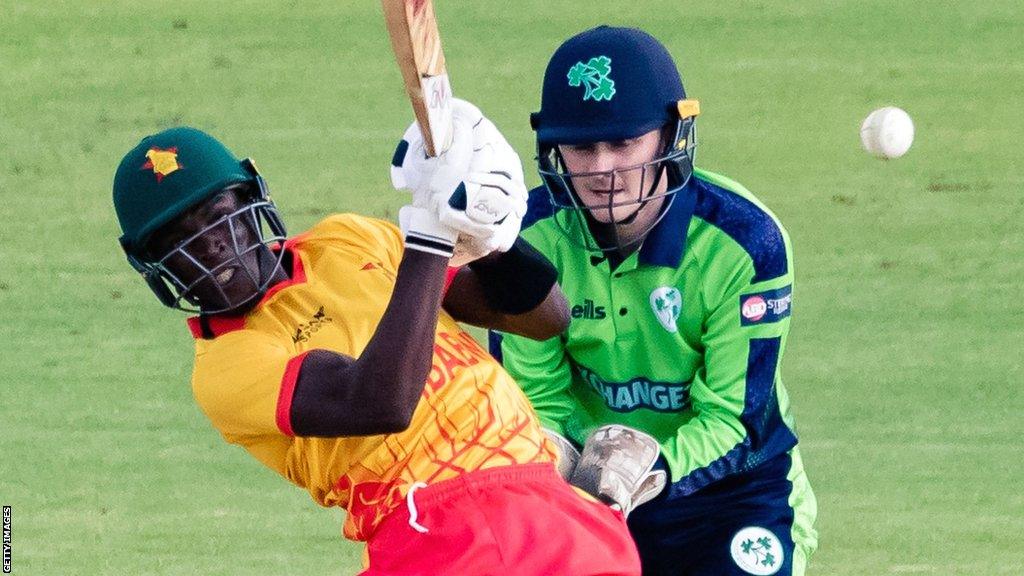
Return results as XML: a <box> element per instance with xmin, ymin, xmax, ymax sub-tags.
<box><xmin>667</xmin><ymin>337</ymin><xmax>797</xmax><ymax>495</ymax></box>
<box><xmin>488</xmin><ymin>331</ymin><xmax>504</xmax><ymax>364</ymax></box>
<box><xmin>522</xmin><ymin>185</ymin><xmax>557</xmax><ymax>230</ymax></box>
<box><xmin>693</xmin><ymin>177</ymin><xmax>788</xmax><ymax>283</ymax></box>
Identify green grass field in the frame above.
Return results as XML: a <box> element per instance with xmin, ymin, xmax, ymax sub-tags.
<box><xmin>2</xmin><ymin>1</ymin><xmax>1022</xmax><ymax>574</ymax></box>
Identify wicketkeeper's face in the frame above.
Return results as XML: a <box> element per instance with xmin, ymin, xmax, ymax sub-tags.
<box><xmin>146</xmin><ymin>185</ymin><xmax>265</xmax><ymax>314</ymax></box>
<box><xmin>557</xmin><ymin>127</ymin><xmax>668</xmax><ymax>227</ymax></box>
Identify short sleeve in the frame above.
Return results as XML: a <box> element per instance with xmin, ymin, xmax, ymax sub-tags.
<box><xmin>305</xmin><ymin>214</ymin><xmax>406</xmax><ymax>270</ymax></box>
<box><xmin>191</xmin><ymin>330</ymin><xmax>307</xmax><ymax>441</ymax></box>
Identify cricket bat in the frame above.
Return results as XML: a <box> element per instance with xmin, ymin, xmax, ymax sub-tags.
<box><xmin>382</xmin><ymin>0</ymin><xmax>454</xmax><ymax>158</ymax></box>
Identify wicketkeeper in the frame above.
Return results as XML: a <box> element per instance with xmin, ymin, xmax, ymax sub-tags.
<box><xmin>492</xmin><ymin>26</ymin><xmax>819</xmax><ymax>575</ymax></box>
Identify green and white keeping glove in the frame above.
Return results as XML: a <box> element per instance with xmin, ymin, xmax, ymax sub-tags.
<box><xmin>569</xmin><ymin>424</ymin><xmax>667</xmax><ymax>518</ymax></box>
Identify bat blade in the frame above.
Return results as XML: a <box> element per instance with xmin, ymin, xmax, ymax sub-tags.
<box><xmin>382</xmin><ymin>0</ymin><xmax>454</xmax><ymax>157</ymax></box>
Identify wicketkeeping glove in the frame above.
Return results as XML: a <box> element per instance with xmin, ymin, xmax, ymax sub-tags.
<box><xmin>543</xmin><ymin>428</ymin><xmax>582</xmax><ymax>480</ymax></box>
<box><xmin>569</xmin><ymin>424</ymin><xmax>667</xmax><ymax>518</ymax></box>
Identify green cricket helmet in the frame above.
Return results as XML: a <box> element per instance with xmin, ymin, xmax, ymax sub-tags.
<box><xmin>112</xmin><ymin>127</ymin><xmax>287</xmax><ymax>313</ymax></box>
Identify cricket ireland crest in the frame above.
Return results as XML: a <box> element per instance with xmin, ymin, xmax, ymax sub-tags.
<box><xmin>729</xmin><ymin>526</ymin><xmax>784</xmax><ymax>575</ymax></box>
<box><xmin>649</xmin><ymin>286</ymin><xmax>681</xmax><ymax>333</ymax></box>
<box><xmin>567</xmin><ymin>56</ymin><xmax>616</xmax><ymax>101</ymax></box>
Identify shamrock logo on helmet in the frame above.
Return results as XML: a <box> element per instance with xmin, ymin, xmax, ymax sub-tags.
<box><xmin>567</xmin><ymin>56</ymin><xmax>616</xmax><ymax>101</ymax></box>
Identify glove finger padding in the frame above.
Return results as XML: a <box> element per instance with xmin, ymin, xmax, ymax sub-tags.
<box><xmin>451</xmin><ymin>98</ymin><xmax>484</xmax><ymax>129</ymax></box>
<box><xmin>542</xmin><ymin>428</ymin><xmax>582</xmax><ymax>480</ymax></box>
<box><xmin>467</xmin><ymin>171</ymin><xmax>528</xmax><ymax>217</ymax></box>
<box><xmin>389</xmin><ymin>122</ymin><xmax>426</xmax><ymax>191</ymax></box>
<box><xmin>391</xmin><ymin>102</ymin><xmax>477</xmax><ymax>203</ymax></box>
<box><xmin>570</xmin><ymin>424</ymin><xmax>667</xmax><ymax>517</ymax></box>
<box><xmin>441</xmin><ymin>172</ymin><xmax>525</xmax><ymax>233</ymax></box>
<box><xmin>471</xmin><ymin>116</ymin><xmax>525</xmax><ymax>178</ymax></box>
<box><xmin>470</xmin><ymin>119</ymin><xmax>527</xmax><ymax>205</ymax></box>
<box><xmin>391</xmin><ymin>97</ymin><xmax>526</xmax><ymax>264</ymax></box>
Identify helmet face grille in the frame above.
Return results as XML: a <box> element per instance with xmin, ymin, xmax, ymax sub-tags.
<box><xmin>140</xmin><ymin>200</ymin><xmax>287</xmax><ymax>315</ymax></box>
<box><xmin>530</xmin><ymin>27</ymin><xmax>701</xmax><ymax>252</ymax></box>
<box><xmin>536</xmin><ymin>115</ymin><xmax>697</xmax><ymax>253</ymax></box>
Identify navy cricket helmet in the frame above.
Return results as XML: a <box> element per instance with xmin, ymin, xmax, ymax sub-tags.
<box><xmin>531</xmin><ymin>26</ymin><xmax>700</xmax><ymax>252</ymax></box>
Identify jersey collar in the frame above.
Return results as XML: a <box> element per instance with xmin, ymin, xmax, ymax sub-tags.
<box><xmin>637</xmin><ymin>179</ymin><xmax>698</xmax><ymax>269</ymax></box>
<box><xmin>186</xmin><ymin>235</ymin><xmax>308</xmax><ymax>340</ymax></box>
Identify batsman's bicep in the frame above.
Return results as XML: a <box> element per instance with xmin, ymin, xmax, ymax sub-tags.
<box><xmin>287</xmin><ymin>350</ymin><xmax>365</xmax><ymax>436</ymax></box>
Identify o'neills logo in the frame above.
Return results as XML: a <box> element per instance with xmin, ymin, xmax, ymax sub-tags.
<box><xmin>571</xmin><ymin>299</ymin><xmax>606</xmax><ymax>320</ymax></box>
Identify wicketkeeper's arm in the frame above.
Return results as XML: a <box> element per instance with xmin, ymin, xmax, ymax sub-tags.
<box><xmin>492</xmin><ymin>324</ymin><xmax>576</xmax><ymax>435</ymax></box>
<box><xmin>658</xmin><ymin>232</ymin><xmax>796</xmax><ymax>494</ymax></box>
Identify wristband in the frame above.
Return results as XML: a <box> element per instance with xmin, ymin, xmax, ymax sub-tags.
<box><xmin>403</xmin><ymin>206</ymin><xmax>458</xmax><ymax>258</ymax></box>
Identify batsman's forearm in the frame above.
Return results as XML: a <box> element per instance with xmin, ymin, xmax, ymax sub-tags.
<box><xmin>354</xmin><ymin>249</ymin><xmax>449</xmax><ymax>424</ymax></box>
<box><xmin>291</xmin><ymin>249</ymin><xmax>449</xmax><ymax>437</ymax></box>
<box><xmin>445</xmin><ymin>239</ymin><xmax>568</xmax><ymax>339</ymax></box>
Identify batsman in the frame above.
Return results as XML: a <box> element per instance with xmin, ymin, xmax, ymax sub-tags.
<box><xmin>492</xmin><ymin>26</ymin><xmax>819</xmax><ymax>575</ymax></box>
<box><xmin>112</xmin><ymin>99</ymin><xmax>642</xmax><ymax>574</ymax></box>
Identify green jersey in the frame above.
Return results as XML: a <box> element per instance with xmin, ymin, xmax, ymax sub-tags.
<box><xmin>493</xmin><ymin>168</ymin><xmax>801</xmax><ymax>494</ymax></box>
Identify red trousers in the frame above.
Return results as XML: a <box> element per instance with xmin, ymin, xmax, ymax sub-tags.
<box><xmin>360</xmin><ymin>463</ymin><xmax>641</xmax><ymax>576</ymax></box>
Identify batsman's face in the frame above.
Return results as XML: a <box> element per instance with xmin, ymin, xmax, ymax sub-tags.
<box><xmin>147</xmin><ymin>186</ymin><xmax>263</xmax><ymax>313</ymax></box>
<box><xmin>558</xmin><ymin>128</ymin><xmax>668</xmax><ymax>226</ymax></box>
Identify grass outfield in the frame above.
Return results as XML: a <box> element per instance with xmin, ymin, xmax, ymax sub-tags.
<box><xmin>2</xmin><ymin>0</ymin><xmax>1022</xmax><ymax>574</ymax></box>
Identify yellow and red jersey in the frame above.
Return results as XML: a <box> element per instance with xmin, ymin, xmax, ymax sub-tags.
<box><xmin>188</xmin><ymin>214</ymin><xmax>556</xmax><ymax>541</ymax></box>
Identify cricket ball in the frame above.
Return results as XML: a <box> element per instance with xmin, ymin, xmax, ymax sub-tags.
<box><xmin>860</xmin><ymin>106</ymin><xmax>914</xmax><ymax>159</ymax></box>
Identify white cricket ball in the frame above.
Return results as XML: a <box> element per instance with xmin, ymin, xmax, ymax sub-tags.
<box><xmin>860</xmin><ymin>106</ymin><xmax>914</xmax><ymax>159</ymax></box>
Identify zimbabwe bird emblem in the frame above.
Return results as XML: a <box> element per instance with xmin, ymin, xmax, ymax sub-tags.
<box><xmin>140</xmin><ymin>147</ymin><xmax>182</xmax><ymax>182</ymax></box>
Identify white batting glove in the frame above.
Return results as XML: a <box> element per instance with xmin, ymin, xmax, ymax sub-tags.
<box><xmin>437</xmin><ymin>108</ymin><xmax>528</xmax><ymax>239</ymax></box>
<box><xmin>391</xmin><ymin>99</ymin><xmax>527</xmax><ymax>265</ymax></box>
<box><xmin>569</xmin><ymin>424</ymin><xmax>667</xmax><ymax>518</ymax></box>
<box><xmin>390</xmin><ymin>104</ymin><xmax>475</xmax><ymax>207</ymax></box>
<box><xmin>398</xmin><ymin>205</ymin><xmax>457</xmax><ymax>258</ymax></box>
